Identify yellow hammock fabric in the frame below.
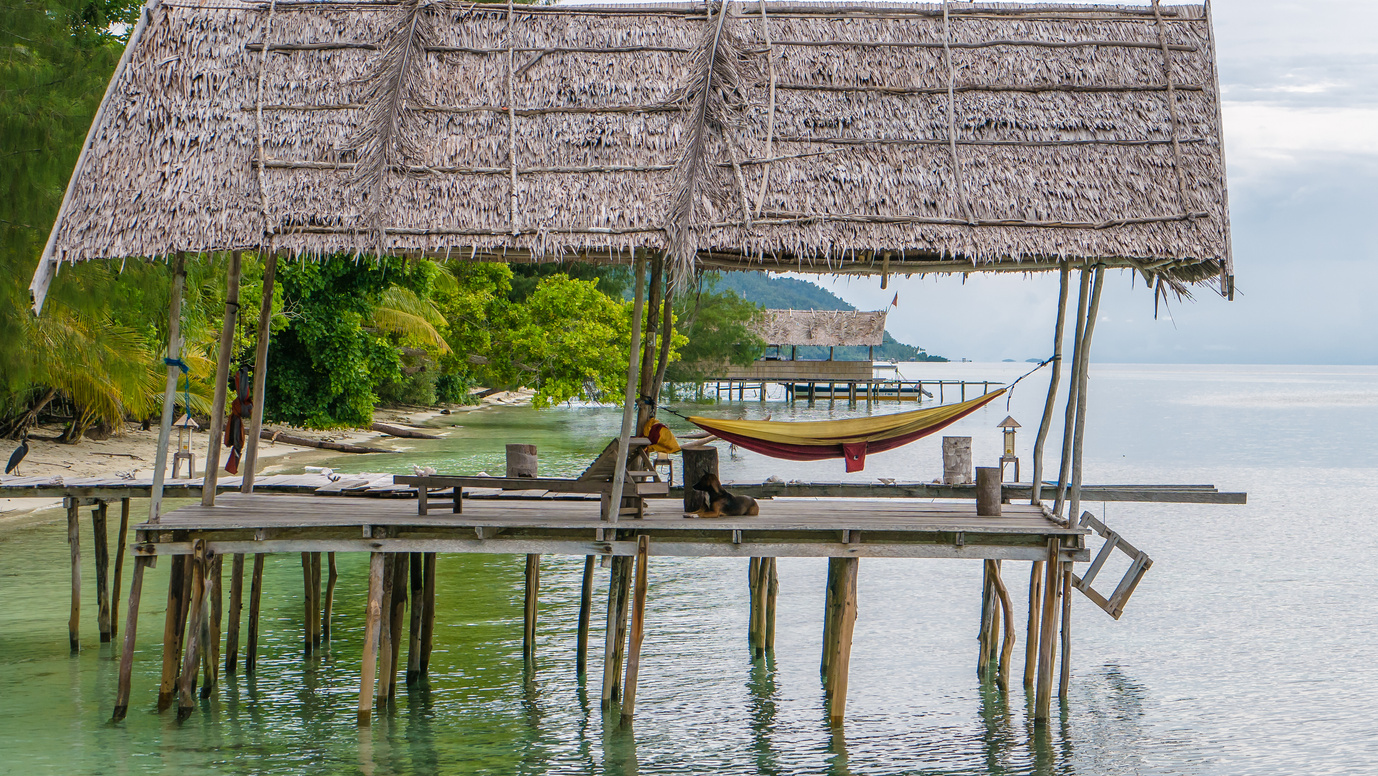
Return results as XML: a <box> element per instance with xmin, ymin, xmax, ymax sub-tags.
<box><xmin>686</xmin><ymin>389</ymin><xmax>1005</xmax><ymax>472</ymax></box>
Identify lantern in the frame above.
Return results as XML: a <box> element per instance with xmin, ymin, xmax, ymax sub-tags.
<box><xmin>997</xmin><ymin>416</ymin><xmax>1020</xmax><ymax>482</ymax></box>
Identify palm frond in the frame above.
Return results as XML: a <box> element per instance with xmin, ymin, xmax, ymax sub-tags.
<box><xmin>372</xmin><ymin>286</ymin><xmax>451</xmax><ymax>352</ymax></box>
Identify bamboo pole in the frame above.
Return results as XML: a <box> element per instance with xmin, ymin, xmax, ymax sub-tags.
<box><xmin>1034</xmin><ymin>540</ymin><xmax>1061</xmax><ymax>722</ymax></box>
<box><xmin>150</xmin><ymin>252</ymin><xmax>187</xmax><ymax>522</ymax></box>
<box><xmin>1031</xmin><ymin>261</ymin><xmax>1071</xmax><ymax>505</ymax></box>
<box><xmin>576</xmin><ymin>555</ymin><xmax>595</xmax><ymax>677</ymax></box>
<box><xmin>523</xmin><ymin>554</ymin><xmax>540</xmax><ymax>667</ymax></box>
<box><xmin>203</xmin><ymin>251</ymin><xmax>242</xmax><ymax>506</ymax></box>
<box><xmin>111</xmin><ymin>498</ymin><xmax>130</xmax><ymax>640</ymax></box>
<box><xmin>1053</xmin><ymin>269</ymin><xmax>1092</xmax><ymax>517</ymax></box>
<box><xmin>226</xmin><ymin>553</ymin><xmax>244</xmax><ymax>674</ymax></box>
<box><xmin>240</xmin><ymin>250</ymin><xmax>278</xmax><ymax>493</ymax></box>
<box><xmin>605</xmin><ymin>254</ymin><xmax>647</xmax><ymax>522</ymax></box>
<box><xmin>1068</xmin><ymin>266</ymin><xmax>1107</xmax><ymax>526</ymax></box>
<box><xmin>358</xmin><ymin>552</ymin><xmax>385</xmax><ymax>726</ymax></box>
<box><xmin>246</xmin><ymin>553</ymin><xmax>265</xmax><ymax>672</ymax></box>
<box><xmin>93</xmin><ymin>502</ymin><xmax>112</xmax><ymax>643</ymax></box>
<box><xmin>177</xmin><ymin>541</ymin><xmax>208</xmax><ymax>721</ymax></box>
<box><xmin>407</xmin><ymin>552</ymin><xmax>423</xmax><ymax>683</ymax></box>
<box><xmin>620</xmin><ymin>535</ymin><xmax>651</xmax><ymax>726</ymax></box>
<box><xmin>112</xmin><ymin>556</ymin><xmax>150</xmax><ymax>722</ymax></box>
<box><xmin>158</xmin><ymin>555</ymin><xmax>187</xmax><ymax>710</ymax></box>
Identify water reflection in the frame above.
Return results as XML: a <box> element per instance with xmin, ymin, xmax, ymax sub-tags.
<box><xmin>601</xmin><ymin>715</ymin><xmax>639</xmax><ymax>776</ymax></box>
<box><xmin>747</xmin><ymin>658</ymin><xmax>780</xmax><ymax>775</ymax></box>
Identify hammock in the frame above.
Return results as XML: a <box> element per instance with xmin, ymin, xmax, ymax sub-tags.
<box><xmin>686</xmin><ymin>389</ymin><xmax>1005</xmax><ymax>472</ymax></box>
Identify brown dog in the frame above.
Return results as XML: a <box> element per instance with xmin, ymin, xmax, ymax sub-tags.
<box><xmin>689</xmin><ymin>472</ymin><xmax>759</xmax><ymax>518</ymax></box>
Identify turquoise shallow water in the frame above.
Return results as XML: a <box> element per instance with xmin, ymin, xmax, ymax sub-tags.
<box><xmin>2</xmin><ymin>363</ymin><xmax>1377</xmax><ymax>774</ymax></box>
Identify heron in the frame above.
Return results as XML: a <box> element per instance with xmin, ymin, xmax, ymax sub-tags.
<box><xmin>6</xmin><ymin>432</ymin><xmax>29</xmax><ymax>476</ymax></box>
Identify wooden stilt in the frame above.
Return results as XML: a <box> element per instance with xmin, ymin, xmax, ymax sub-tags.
<box><xmin>245</xmin><ymin>553</ymin><xmax>264</xmax><ymax>673</ymax></box>
<box><xmin>67</xmin><ymin>499</ymin><xmax>81</xmax><ymax>651</ymax></box>
<box><xmin>202</xmin><ymin>554</ymin><xmax>222</xmax><ymax>699</ymax></box>
<box><xmin>606</xmin><ymin>254</ymin><xmax>647</xmax><ymax>522</ymax></box>
<box><xmin>620</xmin><ymin>535</ymin><xmax>651</xmax><ymax>726</ymax></box>
<box><xmin>1053</xmin><ymin>269</ymin><xmax>1093</xmax><ymax>517</ymax></box>
<box><xmin>225</xmin><ymin>553</ymin><xmax>244</xmax><ymax>674</ymax></box>
<box><xmin>991</xmin><ymin>560</ymin><xmax>1016</xmax><ymax>692</ymax></box>
<box><xmin>358</xmin><ymin>552</ymin><xmax>385</xmax><ymax>726</ymax></box>
<box><xmin>765</xmin><ymin>558</ymin><xmax>779</xmax><ymax>653</ymax></box>
<box><xmin>1023</xmin><ymin>560</ymin><xmax>1043</xmax><ymax>691</ymax></box>
<box><xmin>601</xmin><ymin>555</ymin><xmax>629</xmax><ymax>709</ymax></box>
<box><xmin>158</xmin><ymin>554</ymin><xmax>187</xmax><ymax>711</ymax></box>
<box><xmin>376</xmin><ymin>553</ymin><xmax>396</xmax><ymax>709</ymax></box>
<box><xmin>1031</xmin><ymin>261</ymin><xmax>1070</xmax><ymax>506</ymax></box>
<box><xmin>1034</xmin><ymin>540</ymin><xmax>1061</xmax><ymax>722</ymax></box>
<box><xmin>324</xmin><ymin>552</ymin><xmax>338</xmax><ymax>642</ymax></box>
<box><xmin>112</xmin><ymin>556</ymin><xmax>150</xmax><ymax>722</ymax></box>
<box><xmin>523</xmin><ymin>553</ymin><xmax>540</xmax><ymax>667</ymax></box>
<box><xmin>387</xmin><ymin>552</ymin><xmax>408</xmax><ymax>700</ymax></box>
<box><xmin>300</xmin><ymin>553</ymin><xmax>315</xmax><ymax>656</ymax></box>
<box><xmin>1059</xmin><ymin>565</ymin><xmax>1072</xmax><ymax>697</ymax></box>
<box><xmin>239</xmin><ymin>250</ymin><xmax>278</xmax><ymax>494</ymax></box>
<box><xmin>611</xmin><ymin>555</ymin><xmax>633</xmax><ymax>701</ymax></box>
<box><xmin>977</xmin><ymin>561</ymin><xmax>995</xmax><ymax>678</ymax></box>
<box><xmin>93</xmin><ymin>502</ymin><xmax>112</xmax><ymax>643</ymax></box>
<box><xmin>177</xmin><ymin>541</ymin><xmax>208</xmax><ymax>720</ymax></box>
<box><xmin>202</xmin><ymin>250</ymin><xmax>242</xmax><ymax>507</ymax></box>
<box><xmin>420</xmin><ymin>552</ymin><xmax>436</xmax><ymax>676</ymax></box>
<box><xmin>149</xmin><ymin>253</ymin><xmax>187</xmax><ymax>523</ymax></box>
<box><xmin>311</xmin><ymin>551</ymin><xmax>322</xmax><ymax>647</ymax></box>
<box><xmin>748</xmin><ymin>557</ymin><xmax>762</xmax><ymax>656</ymax></box>
<box><xmin>111</xmin><ymin>498</ymin><xmax>131</xmax><ymax>640</ymax></box>
<box><xmin>821</xmin><ymin>556</ymin><xmax>839</xmax><ymax>680</ymax></box>
<box><xmin>825</xmin><ymin>557</ymin><xmax>859</xmax><ymax>726</ymax></box>
<box><xmin>407</xmin><ymin>552</ymin><xmax>423</xmax><ymax>684</ymax></box>
<box><xmin>576</xmin><ymin>555</ymin><xmax>595</xmax><ymax>677</ymax></box>
<box><xmin>1068</xmin><ymin>266</ymin><xmax>1106</xmax><ymax>527</ymax></box>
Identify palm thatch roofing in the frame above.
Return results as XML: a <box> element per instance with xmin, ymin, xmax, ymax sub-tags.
<box><xmin>757</xmin><ymin>310</ymin><xmax>886</xmax><ymax>346</ymax></box>
<box><xmin>31</xmin><ymin>0</ymin><xmax>1234</xmax><ymax>310</ymax></box>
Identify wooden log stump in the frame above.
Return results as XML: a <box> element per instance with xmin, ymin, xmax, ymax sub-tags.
<box><xmin>246</xmin><ymin>553</ymin><xmax>265</xmax><ymax>673</ymax></box>
<box><xmin>68</xmin><ymin>499</ymin><xmax>81</xmax><ymax>651</ymax></box>
<box><xmin>576</xmin><ymin>555</ymin><xmax>595</xmax><ymax>677</ymax></box>
<box><xmin>943</xmin><ymin>437</ymin><xmax>973</xmax><ymax>485</ymax></box>
<box><xmin>226</xmin><ymin>553</ymin><xmax>244</xmax><ymax>674</ymax></box>
<box><xmin>112</xmin><ymin>556</ymin><xmax>150</xmax><ymax>722</ymax></box>
<box><xmin>681</xmin><ymin>447</ymin><xmax>718</xmax><ymax>513</ymax></box>
<box><xmin>523</xmin><ymin>554</ymin><xmax>540</xmax><ymax>667</ymax></box>
<box><xmin>92</xmin><ymin>502</ymin><xmax>112</xmax><ymax>643</ymax></box>
<box><xmin>111</xmin><ymin>498</ymin><xmax>131</xmax><ymax>641</ymax></box>
<box><xmin>976</xmin><ymin>467</ymin><xmax>1002</xmax><ymax>517</ymax></box>
<box><xmin>358</xmin><ymin>552</ymin><xmax>385</xmax><ymax>726</ymax></box>
<box><xmin>507</xmin><ymin>444</ymin><xmax>538</xmax><ymax>478</ymax></box>
<box><xmin>620</xmin><ymin>535</ymin><xmax>651</xmax><ymax>726</ymax></box>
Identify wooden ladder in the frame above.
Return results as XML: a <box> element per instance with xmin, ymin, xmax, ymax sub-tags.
<box><xmin>1072</xmin><ymin>513</ymin><xmax>1153</xmax><ymax>620</ymax></box>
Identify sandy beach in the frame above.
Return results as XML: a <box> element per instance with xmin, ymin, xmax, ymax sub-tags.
<box><xmin>0</xmin><ymin>389</ymin><xmax>535</xmax><ymax>521</ymax></box>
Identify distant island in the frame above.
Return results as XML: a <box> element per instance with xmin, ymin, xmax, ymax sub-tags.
<box><xmin>710</xmin><ymin>272</ymin><xmax>948</xmax><ymax>362</ymax></box>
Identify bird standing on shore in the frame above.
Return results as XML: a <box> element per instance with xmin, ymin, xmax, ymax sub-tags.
<box><xmin>5</xmin><ymin>433</ymin><xmax>29</xmax><ymax>476</ymax></box>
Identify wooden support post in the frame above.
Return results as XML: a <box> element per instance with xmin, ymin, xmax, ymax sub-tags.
<box><xmin>111</xmin><ymin>498</ymin><xmax>131</xmax><ymax>641</ymax></box>
<box><xmin>246</xmin><ymin>553</ymin><xmax>264</xmax><ymax>673</ymax></box>
<box><xmin>112</xmin><ymin>556</ymin><xmax>150</xmax><ymax>722</ymax></box>
<box><xmin>620</xmin><ymin>535</ymin><xmax>651</xmax><ymax>726</ymax></box>
<box><xmin>407</xmin><ymin>552</ymin><xmax>423</xmax><ymax>684</ymax></box>
<box><xmin>376</xmin><ymin>553</ymin><xmax>396</xmax><ymax>709</ymax></box>
<box><xmin>977</xmin><ymin>561</ymin><xmax>995</xmax><ymax>678</ymax></box>
<box><xmin>606</xmin><ymin>254</ymin><xmax>647</xmax><ymax>522</ymax></box>
<box><xmin>240</xmin><ymin>250</ymin><xmax>278</xmax><ymax>493</ymax></box>
<box><xmin>149</xmin><ymin>253</ymin><xmax>187</xmax><ymax>522</ymax></box>
<box><xmin>1031</xmin><ymin>261</ymin><xmax>1070</xmax><ymax>505</ymax></box>
<box><xmin>523</xmin><ymin>554</ymin><xmax>540</xmax><ymax>667</ymax></box>
<box><xmin>93</xmin><ymin>502</ymin><xmax>112</xmax><ymax>643</ymax></box>
<box><xmin>311</xmin><ymin>551</ymin><xmax>322</xmax><ymax>647</ymax></box>
<box><xmin>991</xmin><ymin>560</ymin><xmax>1016</xmax><ymax>692</ymax></box>
<box><xmin>203</xmin><ymin>554</ymin><xmax>222</xmax><ymax>698</ymax></box>
<box><xmin>324</xmin><ymin>552</ymin><xmax>337</xmax><ymax>643</ymax></box>
<box><xmin>748</xmin><ymin>557</ymin><xmax>762</xmax><ymax>655</ymax></box>
<box><xmin>576</xmin><ymin>555</ymin><xmax>595</xmax><ymax>677</ymax></box>
<box><xmin>765</xmin><ymin>558</ymin><xmax>779</xmax><ymax>652</ymax></box>
<box><xmin>387</xmin><ymin>552</ymin><xmax>408</xmax><ymax>700</ymax></box>
<box><xmin>1034</xmin><ymin>540</ymin><xmax>1061</xmax><ymax>722</ymax></box>
<box><xmin>1068</xmin><ymin>266</ymin><xmax>1106</xmax><ymax>526</ymax></box>
<box><xmin>301</xmin><ymin>553</ymin><xmax>314</xmax><ymax>657</ymax></box>
<box><xmin>420</xmin><ymin>553</ymin><xmax>436</xmax><ymax>676</ymax></box>
<box><xmin>203</xmin><ymin>250</ymin><xmax>242</xmax><ymax>506</ymax></box>
<box><xmin>225</xmin><ymin>553</ymin><xmax>244</xmax><ymax>674</ymax></box>
<box><xmin>67</xmin><ymin>499</ymin><xmax>81</xmax><ymax>651</ymax></box>
<box><xmin>1023</xmin><ymin>560</ymin><xmax>1043</xmax><ymax>691</ymax></box>
<box><xmin>753</xmin><ymin>557</ymin><xmax>770</xmax><ymax>659</ymax></box>
<box><xmin>825</xmin><ymin>557</ymin><xmax>859</xmax><ymax>727</ymax></box>
<box><xmin>821</xmin><ymin>557</ymin><xmax>838</xmax><ymax>679</ymax></box>
<box><xmin>157</xmin><ymin>555</ymin><xmax>186</xmax><ymax>711</ymax></box>
<box><xmin>358</xmin><ymin>552</ymin><xmax>384</xmax><ymax>726</ymax></box>
<box><xmin>177</xmin><ymin>541</ymin><xmax>208</xmax><ymax>721</ymax></box>
<box><xmin>601</xmin><ymin>555</ymin><xmax>632</xmax><ymax>709</ymax></box>
<box><xmin>1059</xmin><ymin>564</ymin><xmax>1073</xmax><ymax>697</ymax></box>
<box><xmin>1053</xmin><ymin>268</ymin><xmax>1093</xmax><ymax>517</ymax></box>
<box><xmin>681</xmin><ymin>447</ymin><xmax>718</xmax><ymax>513</ymax></box>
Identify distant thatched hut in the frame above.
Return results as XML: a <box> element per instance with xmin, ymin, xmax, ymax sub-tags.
<box><xmin>757</xmin><ymin>311</ymin><xmax>886</xmax><ymax>348</ymax></box>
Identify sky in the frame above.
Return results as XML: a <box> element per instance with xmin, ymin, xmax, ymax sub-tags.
<box><xmin>794</xmin><ymin>0</ymin><xmax>1378</xmax><ymax>364</ymax></box>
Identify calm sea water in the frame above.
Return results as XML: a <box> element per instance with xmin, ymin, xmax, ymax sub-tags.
<box><xmin>2</xmin><ymin>363</ymin><xmax>1376</xmax><ymax>775</ymax></box>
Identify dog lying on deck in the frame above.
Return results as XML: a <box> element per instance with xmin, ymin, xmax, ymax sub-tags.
<box><xmin>688</xmin><ymin>472</ymin><xmax>760</xmax><ymax>518</ymax></box>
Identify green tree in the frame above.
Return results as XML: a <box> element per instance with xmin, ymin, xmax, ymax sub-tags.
<box><xmin>665</xmin><ymin>277</ymin><xmax>765</xmax><ymax>384</ymax></box>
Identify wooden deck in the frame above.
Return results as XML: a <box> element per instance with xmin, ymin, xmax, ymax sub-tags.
<box><xmin>138</xmin><ymin>494</ymin><xmax>1088</xmax><ymax>562</ymax></box>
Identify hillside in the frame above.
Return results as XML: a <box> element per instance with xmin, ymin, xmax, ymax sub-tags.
<box><xmin>709</xmin><ymin>271</ymin><xmax>947</xmax><ymax>362</ymax></box>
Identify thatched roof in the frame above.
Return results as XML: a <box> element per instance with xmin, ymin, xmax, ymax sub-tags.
<box><xmin>757</xmin><ymin>310</ymin><xmax>886</xmax><ymax>346</ymax></box>
<box><xmin>32</xmin><ymin>0</ymin><xmax>1234</xmax><ymax>309</ymax></box>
